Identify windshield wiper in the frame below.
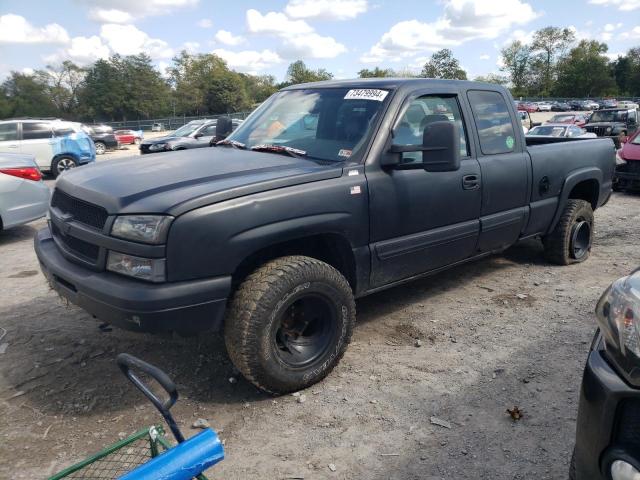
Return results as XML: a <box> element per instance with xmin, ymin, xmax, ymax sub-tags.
<box><xmin>250</xmin><ymin>144</ymin><xmax>307</xmax><ymax>158</ymax></box>
<box><xmin>216</xmin><ymin>139</ymin><xmax>246</xmax><ymax>149</ymax></box>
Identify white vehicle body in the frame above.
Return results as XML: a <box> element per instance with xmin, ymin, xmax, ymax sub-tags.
<box><xmin>0</xmin><ymin>119</ymin><xmax>95</xmax><ymax>176</ymax></box>
<box><xmin>617</xmin><ymin>101</ymin><xmax>639</xmax><ymax>110</ymax></box>
<box><xmin>537</xmin><ymin>102</ymin><xmax>553</xmax><ymax>111</ymax></box>
<box><xmin>0</xmin><ymin>153</ymin><xmax>49</xmax><ymax>230</ymax></box>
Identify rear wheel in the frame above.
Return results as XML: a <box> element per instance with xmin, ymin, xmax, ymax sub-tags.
<box><xmin>51</xmin><ymin>157</ymin><xmax>78</xmax><ymax>178</ymax></box>
<box><xmin>224</xmin><ymin>256</ymin><xmax>356</xmax><ymax>394</ymax></box>
<box><xmin>543</xmin><ymin>199</ymin><xmax>594</xmax><ymax>265</ymax></box>
<box><xmin>94</xmin><ymin>141</ymin><xmax>106</xmax><ymax>155</ymax></box>
<box><xmin>134</xmin><ymin>138</ymin><xmax>141</xmax><ymax>145</ymax></box>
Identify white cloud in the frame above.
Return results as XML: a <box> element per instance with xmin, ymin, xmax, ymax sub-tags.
<box><xmin>360</xmin><ymin>0</ymin><xmax>540</xmax><ymax>62</ymax></box>
<box><xmin>604</xmin><ymin>51</ymin><xmax>624</xmax><ymax>60</ymax></box>
<box><xmin>213</xmin><ymin>48</ymin><xmax>282</xmax><ymax>73</ymax></box>
<box><xmin>0</xmin><ymin>14</ymin><xmax>69</xmax><ymax>44</ymax></box>
<box><xmin>284</xmin><ymin>0</ymin><xmax>368</xmax><ymax>20</ymax></box>
<box><xmin>43</xmin><ymin>35</ymin><xmax>111</xmax><ymax>65</ymax></box>
<box><xmin>246</xmin><ymin>9</ymin><xmax>346</xmax><ymax>59</ymax></box>
<box><xmin>246</xmin><ymin>9</ymin><xmax>314</xmax><ymax>36</ymax></box>
<box><xmin>215</xmin><ymin>30</ymin><xmax>246</xmax><ymax>46</ymax></box>
<box><xmin>21</xmin><ymin>67</ymin><xmax>34</xmax><ymax>75</ymax></box>
<box><xmin>603</xmin><ymin>22</ymin><xmax>623</xmax><ymax>32</ymax></box>
<box><xmin>181</xmin><ymin>41</ymin><xmax>200</xmax><ymax>53</ymax></box>
<box><xmin>198</xmin><ymin>18</ymin><xmax>213</xmax><ymax>28</ymax></box>
<box><xmin>620</xmin><ymin>26</ymin><xmax>640</xmax><ymax>40</ymax></box>
<box><xmin>589</xmin><ymin>0</ymin><xmax>640</xmax><ymax>11</ymax></box>
<box><xmin>88</xmin><ymin>9</ymin><xmax>133</xmax><ymax>24</ymax></box>
<box><xmin>479</xmin><ymin>54</ymin><xmax>490</xmax><ymax>60</ymax></box>
<box><xmin>100</xmin><ymin>24</ymin><xmax>174</xmax><ymax>58</ymax></box>
<box><xmin>83</xmin><ymin>0</ymin><xmax>199</xmax><ymax>23</ymax></box>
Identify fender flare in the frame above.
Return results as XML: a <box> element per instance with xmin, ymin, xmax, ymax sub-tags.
<box><xmin>547</xmin><ymin>167</ymin><xmax>602</xmax><ymax>235</ymax></box>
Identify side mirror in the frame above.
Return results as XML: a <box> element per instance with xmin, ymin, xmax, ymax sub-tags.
<box><xmin>532</xmin><ymin>122</ymin><xmax>542</xmax><ymax>127</ymax></box>
<box><xmin>194</xmin><ymin>132</ymin><xmax>203</xmax><ymax>138</ymax></box>
<box><xmin>386</xmin><ymin>121</ymin><xmax>461</xmax><ymax>172</ymax></box>
<box><xmin>215</xmin><ymin>117</ymin><xmax>233</xmax><ymax>141</ymax></box>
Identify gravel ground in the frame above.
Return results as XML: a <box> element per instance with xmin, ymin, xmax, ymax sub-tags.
<box><xmin>1</xmin><ymin>126</ymin><xmax>638</xmax><ymax>479</ymax></box>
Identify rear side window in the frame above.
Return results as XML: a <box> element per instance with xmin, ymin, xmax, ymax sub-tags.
<box><xmin>0</xmin><ymin>122</ymin><xmax>18</xmax><ymax>141</ymax></box>
<box><xmin>468</xmin><ymin>90</ymin><xmax>516</xmax><ymax>155</ymax></box>
<box><xmin>22</xmin><ymin>122</ymin><xmax>52</xmax><ymax>140</ymax></box>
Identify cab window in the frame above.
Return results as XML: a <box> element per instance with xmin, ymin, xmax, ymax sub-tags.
<box><xmin>393</xmin><ymin>95</ymin><xmax>469</xmax><ymax>163</ymax></box>
<box><xmin>467</xmin><ymin>90</ymin><xmax>516</xmax><ymax>155</ymax></box>
<box><xmin>22</xmin><ymin>122</ymin><xmax>52</xmax><ymax>140</ymax></box>
<box><xmin>0</xmin><ymin>122</ymin><xmax>18</xmax><ymax>142</ymax></box>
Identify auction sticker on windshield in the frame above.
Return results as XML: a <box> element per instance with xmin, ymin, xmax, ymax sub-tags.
<box><xmin>344</xmin><ymin>89</ymin><xmax>389</xmax><ymax>101</ymax></box>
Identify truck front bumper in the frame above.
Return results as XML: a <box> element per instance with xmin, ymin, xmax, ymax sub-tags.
<box><xmin>35</xmin><ymin>226</ymin><xmax>231</xmax><ymax>334</ymax></box>
<box><xmin>614</xmin><ymin>170</ymin><xmax>640</xmax><ymax>191</ymax></box>
<box><xmin>573</xmin><ymin>333</ymin><xmax>640</xmax><ymax>480</ymax></box>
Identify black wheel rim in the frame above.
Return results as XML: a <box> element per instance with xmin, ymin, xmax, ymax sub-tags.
<box><xmin>571</xmin><ymin>219</ymin><xmax>591</xmax><ymax>259</ymax></box>
<box><xmin>272</xmin><ymin>293</ymin><xmax>338</xmax><ymax>368</ymax></box>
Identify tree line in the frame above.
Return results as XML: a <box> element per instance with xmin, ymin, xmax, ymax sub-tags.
<box><xmin>1</xmin><ymin>26</ymin><xmax>639</xmax><ymax>122</ymax></box>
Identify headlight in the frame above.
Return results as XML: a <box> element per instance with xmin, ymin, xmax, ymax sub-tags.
<box><xmin>596</xmin><ymin>272</ymin><xmax>640</xmax><ymax>383</ymax></box>
<box><xmin>606</xmin><ymin>127</ymin><xmax>612</xmax><ymax>134</ymax></box>
<box><xmin>148</xmin><ymin>143</ymin><xmax>167</xmax><ymax>151</ymax></box>
<box><xmin>111</xmin><ymin>215</ymin><xmax>173</xmax><ymax>244</ymax></box>
<box><xmin>107</xmin><ymin>251</ymin><xmax>166</xmax><ymax>282</ymax></box>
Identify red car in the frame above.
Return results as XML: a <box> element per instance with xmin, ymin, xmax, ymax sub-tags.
<box><xmin>546</xmin><ymin>114</ymin><xmax>588</xmax><ymax>127</ymax></box>
<box><xmin>614</xmin><ymin>130</ymin><xmax>640</xmax><ymax>191</ymax></box>
<box><xmin>516</xmin><ymin>102</ymin><xmax>538</xmax><ymax>113</ymax></box>
<box><xmin>114</xmin><ymin>129</ymin><xmax>143</xmax><ymax>145</ymax></box>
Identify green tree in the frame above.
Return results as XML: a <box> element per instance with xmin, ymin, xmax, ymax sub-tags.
<box><xmin>240</xmin><ymin>74</ymin><xmax>278</xmax><ymax>105</ymax></box>
<box><xmin>80</xmin><ymin>57</ymin><xmax>128</xmax><ymax>120</ymax></box>
<box><xmin>1</xmin><ymin>72</ymin><xmax>58</xmax><ymax>117</ymax></box>
<box><xmin>554</xmin><ymin>40</ymin><xmax>616</xmax><ymax>97</ymax></box>
<box><xmin>615</xmin><ymin>47</ymin><xmax>640</xmax><ymax>96</ymax></box>
<box><xmin>120</xmin><ymin>54</ymin><xmax>171</xmax><ymax>118</ymax></box>
<box><xmin>420</xmin><ymin>49</ymin><xmax>467</xmax><ymax>80</ymax></box>
<box><xmin>473</xmin><ymin>73</ymin><xmax>509</xmax><ymax>85</ymax></box>
<box><xmin>168</xmin><ymin>51</ymin><xmax>251</xmax><ymax>115</ymax></box>
<box><xmin>35</xmin><ymin>61</ymin><xmax>86</xmax><ymax>116</ymax></box>
<box><xmin>530</xmin><ymin>27</ymin><xmax>575</xmax><ymax>95</ymax></box>
<box><xmin>358</xmin><ymin>67</ymin><xmax>395</xmax><ymax>78</ymax></box>
<box><xmin>282</xmin><ymin>60</ymin><xmax>333</xmax><ymax>86</ymax></box>
<box><xmin>500</xmin><ymin>41</ymin><xmax>533</xmax><ymax>97</ymax></box>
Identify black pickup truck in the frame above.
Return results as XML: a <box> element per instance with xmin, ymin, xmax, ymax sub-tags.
<box><xmin>35</xmin><ymin>79</ymin><xmax>615</xmax><ymax>394</ymax></box>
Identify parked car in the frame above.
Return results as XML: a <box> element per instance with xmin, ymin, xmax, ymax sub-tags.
<box><xmin>151</xmin><ymin>123</ymin><xmax>164</xmax><ymax>132</ymax></box>
<box><xmin>602</xmin><ymin>98</ymin><xmax>618</xmax><ymax>109</ymax></box>
<box><xmin>114</xmin><ymin>129</ymin><xmax>144</xmax><ymax>145</ymax></box>
<box><xmin>139</xmin><ymin>118</ymin><xmax>241</xmax><ymax>154</ymax></box>
<box><xmin>571</xmin><ymin>268</ymin><xmax>640</xmax><ymax>480</ymax></box>
<box><xmin>83</xmin><ymin>124</ymin><xmax>118</xmax><ymax>155</ymax></box>
<box><xmin>547</xmin><ymin>114</ymin><xmax>589</xmax><ymax>127</ymax></box>
<box><xmin>582</xmin><ymin>100</ymin><xmax>600</xmax><ymax>110</ymax></box>
<box><xmin>526</xmin><ymin>124</ymin><xmax>596</xmax><ymax>138</ymax></box>
<box><xmin>0</xmin><ymin>152</ymin><xmax>49</xmax><ymax>231</ymax></box>
<box><xmin>617</xmin><ymin>100</ymin><xmax>639</xmax><ymax>110</ymax></box>
<box><xmin>0</xmin><ymin>119</ymin><xmax>96</xmax><ymax>177</ymax></box>
<box><xmin>35</xmin><ymin>79</ymin><xmax>614</xmax><ymax>394</ymax></box>
<box><xmin>551</xmin><ymin>102</ymin><xmax>573</xmax><ymax>112</ymax></box>
<box><xmin>614</xmin><ymin>129</ymin><xmax>640</xmax><ymax>191</ymax></box>
<box><xmin>569</xmin><ymin>100</ymin><xmax>586</xmax><ymax>111</ymax></box>
<box><xmin>583</xmin><ymin>108</ymin><xmax>639</xmax><ymax>148</ymax></box>
<box><xmin>536</xmin><ymin>101</ymin><xmax>553</xmax><ymax>112</ymax></box>
<box><xmin>517</xmin><ymin>101</ymin><xmax>538</xmax><ymax>113</ymax></box>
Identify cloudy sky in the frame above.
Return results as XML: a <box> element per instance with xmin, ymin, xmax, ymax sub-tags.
<box><xmin>1</xmin><ymin>0</ymin><xmax>639</xmax><ymax>81</ymax></box>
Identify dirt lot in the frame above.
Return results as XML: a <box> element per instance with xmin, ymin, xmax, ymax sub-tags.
<box><xmin>1</xmin><ymin>129</ymin><xmax>638</xmax><ymax>479</ymax></box>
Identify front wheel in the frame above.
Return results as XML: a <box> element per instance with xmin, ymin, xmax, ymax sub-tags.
<box><xmin>224</xmin><ymin>256</ymin><xmax>356</xmax><ymax>394</ymax></box>
<box><xmin>543</xmin><ymin>199</ymin><xmax>594</xmax><ymax>265</ymax></box>
<box><xmin>51</xmin><ymin>157</ymin><xmax>78</xmax><ymax>178</ymax></box>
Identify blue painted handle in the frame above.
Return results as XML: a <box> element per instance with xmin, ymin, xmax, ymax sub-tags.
<box><xmin>118</xmin><ymin>429</ymin><xmax>224</xmax><ymax>480</ymax></box>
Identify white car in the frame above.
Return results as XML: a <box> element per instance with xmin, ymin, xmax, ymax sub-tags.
<box><xmin>0</xmin><ymin>119</ymin><xmax>96</xmax><ymax>177</ymax></box>
<box><xmin>583</xmin><ymin>100</ymin><xmax>600</xmax><ymax>110</ymax></box>
<box><xmin>617</xmin><ymin>100</ymin><xmax>639</xmax><ymax>110</ymax></box>
<box><xmin>0</xmin><ymin>153</ymin><xmax>49</xmax><ymax>231</ymax></box>
<box><xmin>536</xmin><ymin>102</ymin><xmax>553</xmax><ymax>112</ymax></box>
<box><xmin>526</xmin><ymin>123</ymin><xmax>597</xmax><ymax>138</ymax></box>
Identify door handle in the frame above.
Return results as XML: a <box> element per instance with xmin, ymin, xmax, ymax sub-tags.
<box><xmin>462</xmin><ymin>174</ymin><xmax>480</xmax><ymax>190</ymax></box>
<box><xmin>539</xmin><ymin>176</ymin><xmax>550</xmax><ymax>195</ymax></box>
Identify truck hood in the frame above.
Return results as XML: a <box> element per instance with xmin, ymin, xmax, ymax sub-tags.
<box><xmin>55</xmin><ymin>147</ymin><xmax>343</xmax><ymax>215</ymax></box>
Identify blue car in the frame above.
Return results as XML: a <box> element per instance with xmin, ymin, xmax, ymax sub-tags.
<box><xmin>0</xmin><ymin>119</ymin><xmax>96</xmax><ymax>178</ymax></box>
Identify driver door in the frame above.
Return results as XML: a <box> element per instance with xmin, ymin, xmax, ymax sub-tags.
<box><xmin>194</xmin><ymin>123</ymin><xmax>217</xmax><ymax>148</ymax></box>
<box><xmin>367</xmin><ymin>92</ymin><xmax>482</xmax><ymax>288</ymax></box>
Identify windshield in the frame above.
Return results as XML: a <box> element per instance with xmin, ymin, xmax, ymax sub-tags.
<box><xmin>631</xmin><ymin>134</ymin><xmax>640</xmax><ymax>145</ymax></box>
<box><xmin>226</xmin><ymin>87</ymin><xmax>391</xmax><ymax>162</ymax></box>
<box><xmin>529</xmin><ymin>126</ymin><xmax>567</xmax><ymax>136</ymax></box>
<box><xmin>551</xmin><ymin>115</ymin><xmax>574</xmax><ymax>122</ymax></box>
<box><xmin>590</xmin><ymin>111</ymin><xmax>627</xmax><ymax>123</ymax></box>
<box><xmin>172</xmin><ymin>122</ymin><xmax>203</xmax><ymax>137</ymax></box>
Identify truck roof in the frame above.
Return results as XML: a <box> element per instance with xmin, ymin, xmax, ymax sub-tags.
<box><xmin>282</xmin><ymin>77</ymin><xmax>505</xmax><ymax>92</ymax></box>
